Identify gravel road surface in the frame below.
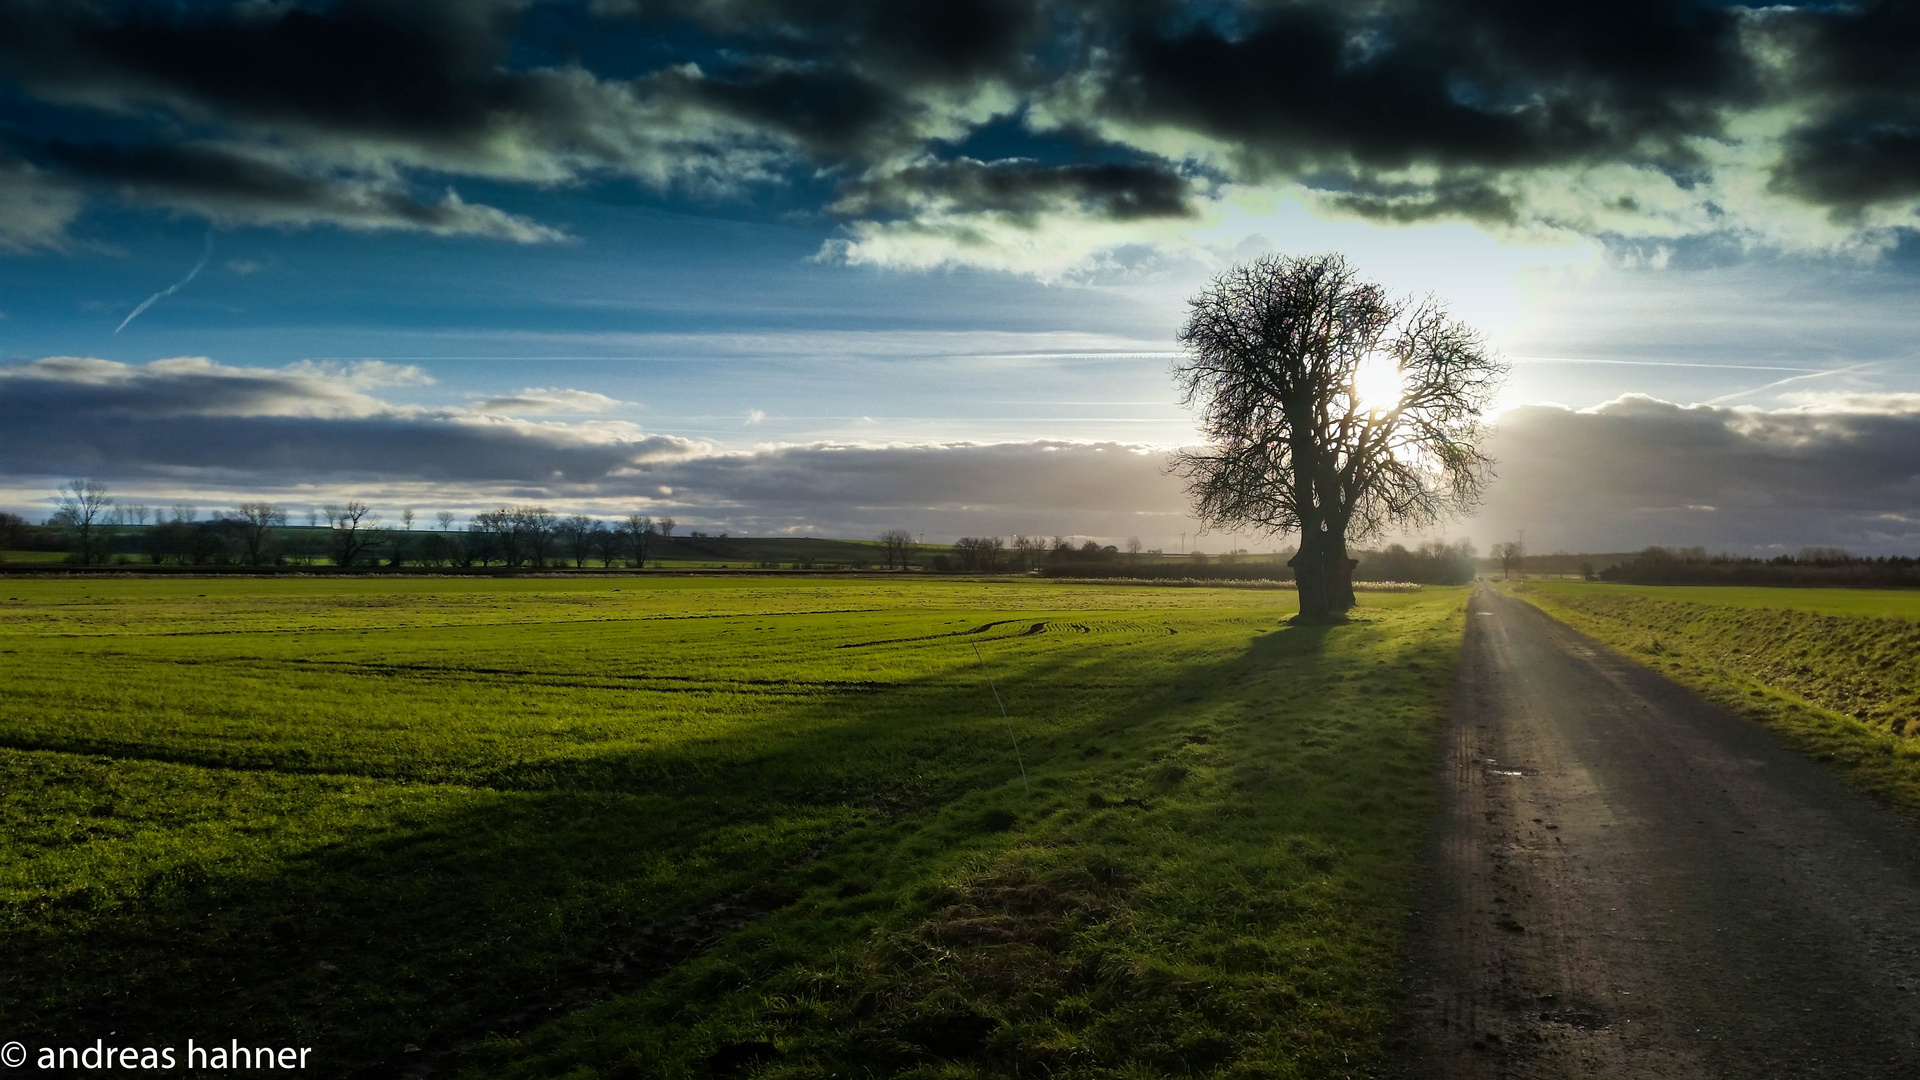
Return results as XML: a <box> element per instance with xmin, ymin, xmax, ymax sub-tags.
<box><xmin>1406</xmin><ymin>586</ymin><xmax>1920</xmax><ymax>1078</ymax></box>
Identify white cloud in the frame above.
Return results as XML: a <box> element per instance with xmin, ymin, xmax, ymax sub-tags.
<box><xmin>0</xmin><ymin>356</ymin><xmax>431</xmax><ymax>418</ymax></box>
<box><xmin>1776</xmin><ymin>392</ymin><xmax>1920</xmax><ymax>415</ymax></box>
<box><xmin>471</xmin><ymin>387</ymin><xmax>630</xmax><ymax>414</ymax></box>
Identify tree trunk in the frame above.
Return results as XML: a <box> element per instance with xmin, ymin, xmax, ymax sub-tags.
<box><xmin>1328</xmin><ymin>537</ymin><xmax>1358</xmax><ymax>611</ymax></box>
<box><xmin>1289</xmin><ymin>533</ymin><xmax>1359</xmax><ymax>623</ymax></box>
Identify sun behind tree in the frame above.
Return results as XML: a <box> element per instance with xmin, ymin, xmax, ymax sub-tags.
<box><xmin>1172</xmin><ymin>252</ymin><xmax>1505</xmax><ymax>622</ymax></box>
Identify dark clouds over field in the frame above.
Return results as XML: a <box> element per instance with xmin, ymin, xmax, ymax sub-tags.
<box><xmin>7</xmin><ymin>2</ymin><xmax>1920</xmax><ymax>551</ymax></box>
<box><xmin>5</xmin><ymin>1</ymin><xmax>1920</xmax><ymax>267</ymax></box>
<box><xmin>1474</xmin><ymin>397</ymin><xmax>1920</xmax><ymax>554</ymax></box>
<box><xmin>4</xmin><ymin>356</ymin><xmax>1917</xmax><ymax>553</ymax></box>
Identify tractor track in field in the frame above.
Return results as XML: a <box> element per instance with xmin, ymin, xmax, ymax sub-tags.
<box><xmin>1406</xmin><ymin>587</ymin><xmax>1920</xmax><ymax>1078</ymax></box>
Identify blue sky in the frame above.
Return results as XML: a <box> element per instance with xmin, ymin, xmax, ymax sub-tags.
<box><xmin>4</xmin><ymin>0</ymin><xmax>1920</xmax><ymax>553</ymax></box>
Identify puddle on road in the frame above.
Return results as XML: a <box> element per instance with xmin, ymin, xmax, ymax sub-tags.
<box><xmin>1483</xmin><ymin>758</ymin><xmax>1533</xmax><ymax>777</ymax></box>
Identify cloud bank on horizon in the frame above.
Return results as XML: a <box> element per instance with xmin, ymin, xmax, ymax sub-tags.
<box><xmin>3</xmin><ymin>356</ymin><xmax>1918</xmax><ymax>554</ymax></box>
<box><xmin>4</xmin><ymin>0</ymin><xmax>1920</xmax><ymax>274</ymax></box>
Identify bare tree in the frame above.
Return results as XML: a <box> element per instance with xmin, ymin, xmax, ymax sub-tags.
<box><xmin>1172</xmin><ymin>253</ymin><xmax>1503</xmax><ymax>621</ymax></box>
<box><xmin>1496</xmin><ymin>540</ymin><xmax>1525</xmax><ymax>580</ymax></box>
<box><xmin>562</xmin><ymin>514</ymin><xmax>596</xmax><ymax>568</ymax></box>
<box><xmin>324</xmin><ymin>501</ymin><xmax>380</xmax><ymax>568</ymax></box>
<box><xmin>954</xmin><ymin>536</ymin><xmax>1006</xmax><ymax>572</ymax></box>
<box><xmin>623</xmin><ymin>513</ymin><xmax>657</xmax><ymax>567</ymax></box>
<box><xmin>0</xmin><ymin>511</ymin><xmax>30</xmax><ymax>552</ymax></box>
<box><xmin>50</xmin><ymin>479</ymin><xmax>113</xmax><ymax>564</ymax></box>
<box><xmin>877</xmin><ymin>528</ymin><xmax>914</xmax><ymax>570</ymax></box>
<box><xmin>228</xmin><ymin>501</ymin><xmax>286</xmax><ymax>566</ymax></box>
<box><xmin>513</xmin><ymin>506</ymin><xmax>558</xmax><ymax>568</ymax></box>
<box><xmin>465</xmin><ymin>513</ymin><xmax>505</xmax><ymax>567</ymax></box>
<box><xmin>658</xmin><ymin>516</ymin><xmax>676</xmax><ymax>540</ymax></box>
<box><xmin>470</xmin><ymin>509</ymin><xmax>511</xmax><ymax>565</ymax></box>
<box><xmin>1014</xmin><ymin>533</ymin><xmax>1052</xmax><ymax>571</ymax></box>
<box><xmin>592</xmin><ymin>521</ymin><xmax>618</xmax><ymax>567</ymax></box>
<box><xmin>985</xmin><ymin>535</ymin><xmax>1007</xmax><ymax>571</ymax></box>
<box><xmin>417</xmin><ymin>529</ymin><xmax>452</xmax><ymax>567</ymax></box>
<box><xmin>435</xmin><ymin>510</ymin><xmax>455</xmax><ymax>532</ymax></box>
<box><xmin>382</xmin><ymin>508</ymin><xmax>418</xmax><ymax>567</ymax></box>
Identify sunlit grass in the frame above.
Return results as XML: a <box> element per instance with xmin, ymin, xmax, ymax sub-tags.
<box><xmin>1</xmin><ymin>577</ymin><xmax>1465</xmax><ymax>1077</ymax></box>
<box><xmin>1523</xmin><ymin>580</ymin><xmax>1920</xmax><ymax>621</ymax></box>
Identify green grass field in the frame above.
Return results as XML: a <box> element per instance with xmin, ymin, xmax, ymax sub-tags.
<box><xmin>1520</xmin><ymin>580</ymin><xmax>1920</xmax><ymax>621</ymax></box>
<box><xmin>0</xmin><ymin>550</ymin><xmax>70</xmax><ymax>564</ymax></box>
<box><xmin>0</xmin><ymin>577</ymin><xmax>1464</xmax><ymax>1078</ymax></box>
<box><xmin>1508</xmin><ymin>580</ymin><xmax>1920</xmax><ymax>815</ymax></box>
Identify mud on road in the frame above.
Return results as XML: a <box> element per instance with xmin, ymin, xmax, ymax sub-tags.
<box><xmin>1407</xmin><ymin>587</ymin><xmax>1920</xmax><ymax>1079</ymax></box>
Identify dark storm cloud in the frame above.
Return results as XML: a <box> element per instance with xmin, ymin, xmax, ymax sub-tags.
<box><xmin>662</xmin><ymin>58</ymin><xmax>918</xmax><ymax>161</ymax></box>
<box><xmin>1475</xmin><ymin>396</ymin><xmax>1920</xmax><ymax>553</ymax></box>
<box><xmin>598</xmin><ymin>0</ymin><xmax>1047</xmax><ymax>87</ymax></box>
<box><xmin>0</xmin><ymin>0</ymin><xmax>784</xmax><ymax>240</ymax></box>
<box><xmin>1761</xmin><ymin>2</ymin><xmax>1920</xmax><ymax>216</ymax></box>
<box><xmin>1772</xmin><ymin>121</ymin><xmax>1920</xmax><ymax>216</ymax></box>
<box><xmin>832</xmin><ymin>157</ymin><xmax>1199</xmax><ymax>222</ymax></box>
<box><xmin>5</xmin><ymin>1</ymin><xmax>1920</xmax><ymax>255</ymax></box>
<box><xmin>0</xmin><ymin>0</ymin><xmax>580</xmax><ymax>158</ymax></box>
<box><xmin>1097</xmin><ymin>0</ymin><xmax>1750</xmax><ymax>176</ymax></box>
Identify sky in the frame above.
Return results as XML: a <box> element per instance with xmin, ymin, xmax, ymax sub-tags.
<box><xmin>3</xmin><ymin>0</ymin><xmax>1920</xmax><ymax>554</ymax></box>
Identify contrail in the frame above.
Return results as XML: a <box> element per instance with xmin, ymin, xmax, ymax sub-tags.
<box><xmin>1703</xmin><ymin>363</ymin><xmax>1874</xmax><ymax>405</ymax></box>
<box><xmin>115</xmin><ymin>232</ymin><xmax>213</xmax><ymax>334</ymax></box>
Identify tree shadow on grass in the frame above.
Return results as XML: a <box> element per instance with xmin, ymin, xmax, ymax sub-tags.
<box><xmin>1</xmin><ymin>617</ymin><xmax>1378</xmax><ymax>1078</ymax></box>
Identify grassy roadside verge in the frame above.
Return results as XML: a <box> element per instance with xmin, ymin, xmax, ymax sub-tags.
<box><xmin>1502</xmin><ymin>581</ymin><xmax>1920</xmax><ymax>815</ymax></box>
<box><xmin>462</xmin><ymin>591</ymin><xmax>1465</xmax><ymax>1080</ymax></box>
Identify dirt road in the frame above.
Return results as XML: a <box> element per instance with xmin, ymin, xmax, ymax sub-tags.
<box><xmin>1407</xmin><ymin>587</ymin><xmax>1920</xmax><ymax>1078</ymax></box>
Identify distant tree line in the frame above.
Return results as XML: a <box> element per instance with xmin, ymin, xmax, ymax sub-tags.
<box><xmin>943</xmin><ymin>535</ymin><xmax>1146</xmax><ymax>573</ymax></box>
<box><xmin>984</xmin><ymin>536</ymin><xmax>1479</xmax><ymax>585</ymax></box>
<box><xmin>1601</xmin><ymin>547</ymin><xmax>1920</xmax><ymax>588</ymax></box>
<box><xmin>5</xmin><ymin>479</ymin><xmax>697</xmax><ymax>569</ymax></box>
<box><xmin>8</xmin><ymin>478</ymin><xmax>1482</xmax><ymax>583</ymax></box>
<box><xmin>1354</xmin><ymin>540</ymin><xmax>1479</xmax><ymax>585</ymax></box>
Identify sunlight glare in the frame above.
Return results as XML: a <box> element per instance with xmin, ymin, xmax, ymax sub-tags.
<box><xmin>1352</xmin><ymin>355</ymin><xmax>1405</xmax><ymax>412</ymax></box>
